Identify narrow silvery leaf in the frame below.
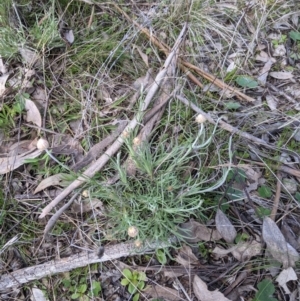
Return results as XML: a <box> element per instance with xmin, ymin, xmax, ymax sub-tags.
<box><xmin>216</xmin><ymin>209</ymin><xmax>237</xmax><ymax>243</ymax></box>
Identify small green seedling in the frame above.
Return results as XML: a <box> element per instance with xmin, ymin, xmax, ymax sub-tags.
<box><xmin>258</xmin><ymin>185</ymin><xmax>272</xmax><ymax>198</ymax></box>
<box><xmin>255</xmin><ymin>206</ymin><xmax>271</xmax><ymax>219</ymax></box>
<box><xmin>121</xmin><ymin>268</ymin><xmax>147</xmax><ymax>301</ymax></box>
<box><xmin>235</xmin><ymin>75</ymin><xmax>258</xmax><ymax>88</ymax></box>
<box><xmin>156</xmin><ymin>249</ymin><xmax>167</xmax><ymax>265</ymax></box>
<box><xmin>62</xmin><ymin>278</ymin><xmax>101</xmax><ymax>300</ymax></box>
<box><xmin>253</xmin><ymin>279</ymin><xmax>277</xmax><ymax>301</ymax></box>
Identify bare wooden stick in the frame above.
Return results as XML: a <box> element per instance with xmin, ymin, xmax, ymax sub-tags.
<box><xmin>39</xmin><ymin>23</ymin><xmax>188</xmax><ymax>219</ymax></box>
<box><xmin>270</xmin><ymin>172</ymin><xmax>282</xmax><ymax>221</ymax></box>
<box><xmin>0</xmin><ymin>240</ymin><xmax>174</xmax><ymax>291</ymax></box>
<box><xmin>235</xmin><ymin>157</ymin><xmax>300</xmax><ymax>178</ymax></box>
<box><xmin>177</xmin><ymin>95</ymin><xmax>267</xmax><ymax>145</ymax></box>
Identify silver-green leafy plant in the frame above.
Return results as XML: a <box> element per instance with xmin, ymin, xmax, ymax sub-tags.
<box><xmin>92</xmin><ymin>120</ymin><xmax>232</xmax><ymax>243</ymax></box>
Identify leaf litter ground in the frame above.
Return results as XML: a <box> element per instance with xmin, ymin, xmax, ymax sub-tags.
<box><xmin>0</xmin><ymin>1</ymin><xmax>300</xmax><ymax>300</ymax></box>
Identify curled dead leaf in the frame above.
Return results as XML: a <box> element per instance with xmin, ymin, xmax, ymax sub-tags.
<box><xmin>269</xmin><ymin>71</ymin><xmax>293</xmax><ymax>79</ymax></box>
<box><xmin>216</xmin><ymin>209</ymin><xmax>237</xmax><ymax>243</ymax></box>
<box><xmin>0</xmin><ymin>149</ymin><xmax>43</xmax><ymax>175</ymax></box>
<box><xmin>144</xmin><ymin>285</ymin><xmax>181</xmax><ymax>301</ymax></box>
<box><xmin>34</xmin><ymin>173</ymin><xmax>69</xmax><ymax>194</ymax></box>
<box><xmin>175</xmin><ymin>244</ymin><xmax>199</xmax><ymax>268</ymax></box>
<box><xmin>25</xmin><ymin>98</ymin><xmax>42</xmax><ymax>129</ymax></box>
<box><xmin>213</xmin><ymin>237</ymin><xmax>262</xmax><ymax>261</ymax></box>
<box><xmin>0</xmin><ymin>73</ymin><xmax>10</xmax><ymax>97</ymax></box>
<box><xmin>178</xmin><ymin>220</ymin><xmax>222</xmax><ymax>243</ymax></box>
<box><xmin>262</xmin><ymin>217</ymin><xmax>299</xmax><ymax>268</ymax></box>
<box><xmin>276</xmin><ymin>267</ymin><xmax>297</xmax><ymax>294</ymax></box>
<box><xmin>193</xmin><ymin>275</ymin><xmax>231</xmax><ymax>301</ymax></box>
<box><xmin>71</xmin><ymin>198</ymin><xmax>105</xmax><ymax>214</ymax></box>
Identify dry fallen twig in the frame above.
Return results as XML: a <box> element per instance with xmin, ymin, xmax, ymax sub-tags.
<box><xmin>177</xmin><ymin>95</ymin><xmax>267</xmax><ymax>145</ymax></box>
<box><xmin>0</xmin><ymin>240</ymin><xmax>175</xmax><ymax>291</ymax></box>
<box><xmin>270</xmin><ymin>172</ymin><xmax>282</xmax><ymax>221</ymax></box>
<box><xmin>71</xmin><ymin>122</ymin><xmax>128</xmax><ymax>172</ymax></box>
<box><xmin>111</xmin><ymin>3</ymin><xmax>254</xmax><ymax>102</ymax></box>
<box><xmin>39</xmin><ymin>23</ymin><xmax>188</xmax><ymax>219</ymax></box>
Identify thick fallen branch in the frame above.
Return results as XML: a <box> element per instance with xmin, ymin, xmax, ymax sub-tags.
<box><xmin>0</xmin><ymin>240</ymin><xmax>174</xmax><ymax>291</ymax></box>
<box><xmin>39</xmin><ymin>23</ymin><xmax>187</xmax><ymax>219</ymax></box>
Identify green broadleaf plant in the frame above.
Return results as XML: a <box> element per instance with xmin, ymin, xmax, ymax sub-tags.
<box><xmin>289</xmin><ymin>31</ymin><xmax>300</xmax><ymax>42</ymax></box>
<box><xmin>121</xmin><ymin>268</ymin><xmax>147</xmax><ymax>301</ymax></box>
<box><xmin>253</xmin><ymin>279</ymin><xmax>278</xmax><ymax>301</ymax></box>
<box><xmin>258</xmin><ymin>185</ymin><xmax>272</xmax><ymax>198</ymax></box>
<box><xmin>235</xmin><ymin>75</ymin><xmax>258</xmax><ymax>88</ymax></box>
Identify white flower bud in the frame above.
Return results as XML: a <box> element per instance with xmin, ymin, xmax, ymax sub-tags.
<box><xmin>82</xmin><ymin>190</ymin><xmax>89</xmax><ymax>198</ymax></box>
<box><xmin>36</xmin><ymin>138</ymin><xmax>49</xmax><ymax>150</ymax></box>
<box><xmin>127</xmin><ymin>226</ymin><xmax>139</xmax><ymax>238</ymax></box>
<box><xmin>133</xmin><ymin>137</ymin><xmax>141</xmax><ymax>146</ymax></box>
<box><xmin>195</xmin><ymin>114</ymin><xmax>207</xmax><ymax>124</ymax></box>
<box><xmin>134</xmin><ymin>239</ymin><xmax>143</xmax><ymax>248</ymax></box>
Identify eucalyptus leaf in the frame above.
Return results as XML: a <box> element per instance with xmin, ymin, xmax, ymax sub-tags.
<box><xmin>224</xmin><ymin>101</ymin><xmax>241</xmax><ymax>110</ymax></box>
<box><xmin>254</xmin><ymin>279</ymin><xmax>277</xmax><ymax>301</ymax></box>
<box><xmin>289</xmin><ymin>30</ymin><xmax>300</xmax><ymax>41</ymax></box>
<box><xmin>258</xmin><ymin>185</ymin><xmax>272</xmax><ymax>198</ymax></box>
<box><xmin>235</xmin><ymin>75</ymin><xmax>258</xmax><ymax>88</ymax></box>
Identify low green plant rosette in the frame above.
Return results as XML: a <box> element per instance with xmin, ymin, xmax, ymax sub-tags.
<box><xmin>92</xmin><ymin>122</ymin><xmax>232</xmax><ymax>243</ymax></box>
<box><xmin>121</xmin><ymin>268</ymin><xmax>147</xmax><ymax>301</ymax></box>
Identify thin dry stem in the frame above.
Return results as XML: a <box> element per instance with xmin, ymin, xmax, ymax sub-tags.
<box><xmin>177</xmin><ymin>95</ymin><xmax>267</xmax><ymax>145</ymax></box>
<box><xmin>270</xmin><ymin>171</ymin><xmax>282</xmax><ymax>221</ymax></box>
<box><xmin>39</xmin><ymin>23</ymin><xmax>188</xmax><ymax>219</ymax></box>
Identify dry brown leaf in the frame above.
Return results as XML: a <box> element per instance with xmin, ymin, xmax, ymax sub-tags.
<box><xmin>62</xmin><ymin>29</ymin><xmax>74</xmax><ymax>44</ymax></box>
<box><xmin>133</xmin><ymin>44</ymin><xmax>149</xmax><ymax>67</ymax></box>
<box><xmin>0</xmin><ymin>73</ymin><xmax>10</xmax><ymax>97</ymax></box>
<box><xmin>213</xmin><ymin>238</ymin><xmax>262</xmax><ymax>261</ymax></box>
<box><xmin>193</xmin><ymin>275</ymin><xmax>232</xmax><ymax>301</ymax></box>
<box><xmin>258</xmin><ymin>58</ymin><xmax>276</xmax><ymax>85</ymax></box>
<box><xmin>266</xmin><ymin>94</ymin><xmax>278</xmax><ymax>111</ymax></box>
<box><xmin>31</xmin><ymin>287</ymin><xmax>48</xmax><ymax>301</ymax></box>
<box><xmin>255</xmin><ymin>51</ymin><xmax>269</xmax><ymax>62</ymax></box>
<box><xmin>243</xmin><ymin>166</ymin><xmax>262</xmax><ymax>192</ymax></box>
<box><xmin>59</xmin><ymin>21</ymin><xmax>75</xmax><ymax>45</ymax></box>
<box><xmin>262</xmin><ymin>217</ymin><xmax>299</xmax><ymax>268</ymax></box>
<box><xmin>32</xmin><ymin>87</ymin><xmax>47</xmax><ymax>108</ymax></box>
<box><xmin>232</xmin><ymin>239</ymin><xmax>262</xmax><ymax>261</ymax></box>
<box><xmin>215</xmin><ymin>209</ymin><xmax>237</xmax><ymax>243</ymax></box>
<box><xmin>0</xmin><ymin>56</ymin><xmax>8</xmax><ymax>74</ymax></box>
<box><xmin>34</xmin><ymin>174</ymin><xmax>69</xmax><ymax>194</ymax></box>
<box><xmin>273</xmin><ymin>45</ymin><xmax>286</xmax><ymax>57</ymax></box>
<box><xmin>21</xmin><ymin>69</ymin><xmax>36</xmax><ymax>89</ymax></box>
<box><xmin>19</xmin><ymin>47</ymin><xmax>42</xmax><ymax>67</ymax></box>
<box><xmin>8</xmin><ymin>139</ymin><xmax>37</xmax><ymax>156</ymax></box>
<box><xmin>0</xmin><ymin>149</ymin><xmax>43</xmax><ymax>175</ymax></box>
<box><xmin>144</xmin><ymin>285</ymin><xmax>181</xmax><ymax>301</ymax></box>
<box><xmin>25</xmin><ymin>98</ymin><xmax>42</xmax><ymax>129</ymax></box>
<box><xmin>175</xmin><ymin>244</ymin><xmax>199</xmax><ymax>268</ymax></box>
<box><xmin>71</xmin><ymin>198</ymin><xmax>105</xmax><ymax>213</ymax></box>
<box><xmin>178</xmin><ymin>220</ymin><xmax>222</xmax><ymax>243</ymax></box>
<box><xmin>276</xmin><ymin>267</ymin><xmax>297</xmax><ymax>294</ymax></box>
<box><xmin>269</xmin><ymin>71</ymin><xmax>293</xmax><ymax>79</ymax></box>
